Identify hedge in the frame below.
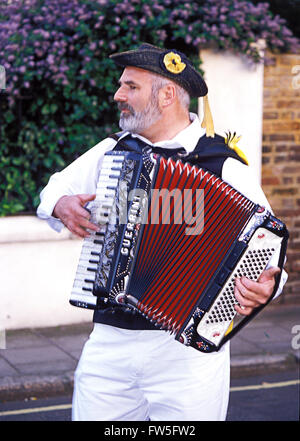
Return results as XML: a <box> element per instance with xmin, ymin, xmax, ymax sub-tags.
<box><xmin>0</xmin><ymin>0</ymin><xmax>298</xmax><ymax>216</ymax></box>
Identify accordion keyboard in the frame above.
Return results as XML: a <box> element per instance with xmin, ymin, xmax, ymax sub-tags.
<box><xmin>69</xmin><ymin>153</ymin><xmax>125</xmax><ymax>309</ymax></box>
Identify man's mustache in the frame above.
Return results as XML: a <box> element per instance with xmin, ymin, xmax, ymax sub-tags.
<box><xmin>118</xmin><ymin>103</ymin><xmax>135</xmax><ymax>115</ymax></box>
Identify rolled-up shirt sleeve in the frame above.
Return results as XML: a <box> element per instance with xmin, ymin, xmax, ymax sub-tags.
<box><xmin>37</xmin><ymin>138</ymin><xmax>116</xmax><ymax>232</ymax></box>
<box><xmin>222</xmin><ymin>157</ymin><xmax>288</xmax><ymax>299</ymax></box>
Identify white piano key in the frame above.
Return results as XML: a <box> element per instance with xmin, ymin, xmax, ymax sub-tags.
<box><xmin>73</xmin><ymin>284</ymin><xmax>94</xmax><ymax>292</ymax></box>
<box><xmin>103</xmin><ymin>154</ymin><xmax>125</xmax><ymax>161</ymax></box>
<box><xmin>80</xmin><ymin>249</ymin><xmax>102</xmax><ymax>259</ymax></box>
<box><xmin>96</xmin><ymin>189</ymin><xmax>116</xmax><ymax>197</ymax></box>
<box><xmin>82</xmin><ymin>254</ymin><xmax>100</xmax><ymax>263</ymax></box>
<box><xmin>76</xmin><ymin>256</ymin><xmax>97</xmax><ymax>266</ymax></box>
<box><xmin>70</xmin><ymin>293</ymin><xmax>97</xmax><ymax>308</ymax></box>
<box><xmin>80</xmin><ymin>238</ymin><xmax>98</xmax><ymax>248</ymax></box>
<box><xmin>80</xmin><ymin>246</ymin><xmax>103</xmax><ymax>256</ymax></box>
<box><xmin>75</xmin><ymin>266</ymin><xmax>97</xmax><ymax>276</ymax></box>
<box><xmin>80</xmin><ymin>241</ymin><xmax>102</xmax><ymax>250</ymax></box>
<box><xmin>70</xmin><ymin>291</ymin><xmax>96</xmax><ymax>302</ymax></box>
<box><xmin>71</xmin><ymin>286</ymin><xmax>91</xmax><ymax>295</ymax></box>
<box><xmin>100</xmin><ymin>169</ymin><xmax>121</xmax><ymax>177</ymax></box>
<box><xmin>97</xmin><ymin>173</ymin><xmax>110</xmax><ymax>179</ymax></box>
<box><xmin>79</xmin><ymin>251</ymin><xmax>100</xmax><ymax>261</ymax></box>
<box><xmin>99</xmin><ymin>192</ymin><xmax>115</xmax><ymax>199</ymax></box>
<box><xmin>98</xmin><ymin>199</ymin><xmax>115</xmax><ymax>208</ymax></box>
<box><xmin>71</xmin><ymin>287</ymin><xmax>95</xmax><ymax>299</ymax></box>
<box><xmin>78</xmin><ymin>249</ymin><xmax>100</xmax><ymax>260</ymax></box>
<box><xmin>96</xmin><ymin>175</ymin><xmax>114</xmax><ymax>182</ymax></box>
<box><xmin>103</xmin><ymin>153</ymin><xmax>125</xmax><ymax>162</ymax></box>
<box><xmin>73</xmin><ymin>279</ymin><xmax>90</xmax><ymax>289</ymax></box>
<box><xmin>100</xmin><ymin>178</ymin><xmax>118</xmax><ymax>187</ymax></box>
<box><xmin>74</xmin><ymin>271</ymin><xmax>95</xmax><ymax>282</ymax></box>
<box><xmin>96</xmin><ymin>183</ymin><xmax>118</xmax><ymax>192</ymax></box>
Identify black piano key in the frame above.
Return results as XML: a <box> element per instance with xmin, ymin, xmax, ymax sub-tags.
<box><xmin>84</xmin><ymin>278</ymin><xmax>95</xmax><ymax>284</ymax></box>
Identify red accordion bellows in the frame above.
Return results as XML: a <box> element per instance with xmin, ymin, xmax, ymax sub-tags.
<box><xmin>128</xmin><ymin>157</ymin><xmax>255</xmax><ymax>334</ymax></box>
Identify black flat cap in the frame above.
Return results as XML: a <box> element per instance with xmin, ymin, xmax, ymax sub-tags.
<box><xmin>110</xmin><ymin>43</ymin><xmax>208</xmax><ymax>98</ymax></box>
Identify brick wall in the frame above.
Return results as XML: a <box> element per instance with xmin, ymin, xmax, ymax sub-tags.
<box><xmin>262</xmin><ymin>50</ymin><xmax>300</xmax><ymax>304</ymax></box>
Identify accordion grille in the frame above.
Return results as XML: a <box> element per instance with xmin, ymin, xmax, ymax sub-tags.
<box><xmin>128</xmin><ymin>157</ymin><xmax>256</xmax><ymax>334</ymax></box>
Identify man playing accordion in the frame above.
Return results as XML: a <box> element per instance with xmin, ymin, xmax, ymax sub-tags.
<box><xmin>37</xmin><ymin>44</ymin><xmax>287</xmax><ymax>421</ymax></box>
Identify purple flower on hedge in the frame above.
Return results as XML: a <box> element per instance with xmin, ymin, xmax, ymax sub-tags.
<box><xmin>0</xmin><ymin>0</ymin><xmax>298</xmax><ymax>106</ymax></box>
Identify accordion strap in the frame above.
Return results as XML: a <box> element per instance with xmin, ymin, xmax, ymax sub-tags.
<box><xmin>109</xmin><ymin>132</ymin><xmax>247</xmax><ymax>177</ymax></box>
<box><xmin>110</xmin><ymin>133</ymin><xmax>186</xmax><ymax>159</ymax></box>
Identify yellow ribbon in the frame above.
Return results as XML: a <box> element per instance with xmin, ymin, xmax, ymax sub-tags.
<box><xmin>201</xmin><ymin>95</ymin><xmax>215</xmax><ymax>138</ymax></box>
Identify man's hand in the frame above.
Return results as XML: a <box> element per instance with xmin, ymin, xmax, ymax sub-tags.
<box><xmin>53</xmin><ymin>194</ymin><xmax>99</xmax><ymax>238</ymax></box>
<box><xmin>234</xmin><ymin>266</ymin><xmax>281</xmax><ymax>316</ymax></box>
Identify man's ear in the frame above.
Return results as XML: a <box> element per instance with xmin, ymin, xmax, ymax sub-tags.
<box><xmin>159</xmin><ymin>83</ymin><xmax>176</xmax><ymax>108</ymax></box>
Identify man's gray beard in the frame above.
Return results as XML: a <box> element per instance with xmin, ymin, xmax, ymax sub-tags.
<box><xmin>119</xmin><ymin>100</ymin><xmax>162</xmax><ymax>134</ymax></box>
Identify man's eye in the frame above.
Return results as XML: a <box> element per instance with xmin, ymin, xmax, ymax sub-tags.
<box><xmin>130</xmin><ymin>85</ymin><xmax>137</xmax><ymax>90</ymax></box>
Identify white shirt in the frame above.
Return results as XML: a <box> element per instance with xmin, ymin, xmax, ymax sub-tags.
<box><xmin>37</xmin><ymin>113</ymin><xmax>287</xmax><ymax>295</ymax></box>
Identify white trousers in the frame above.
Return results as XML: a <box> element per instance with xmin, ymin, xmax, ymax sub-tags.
<box><xmin>72</xmin><ymin>323</ymin><xmax>230</xmax><ymax>421</ymax></box>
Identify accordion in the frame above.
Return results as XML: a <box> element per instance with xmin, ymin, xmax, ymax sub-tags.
<box><xmin>70</xmin><ymin>149</ymin><xmax>288</xmax><ymax>352</ymax></box>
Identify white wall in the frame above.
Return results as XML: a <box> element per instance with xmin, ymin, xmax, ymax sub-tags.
<box><xmin>199</xmin><ymin>48</ymin><xmax>265</xmax><ymax>182</ymax></box>
<box><xmin>0</xmin><ymin>216</ymin><xmax>93</xmax><ymax>330</ymax></box>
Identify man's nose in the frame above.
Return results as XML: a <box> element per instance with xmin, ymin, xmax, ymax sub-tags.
<box><xmin>114</xmin><ymin>86</ymin><xmax>127</xmax><ymax>102</ymax></box>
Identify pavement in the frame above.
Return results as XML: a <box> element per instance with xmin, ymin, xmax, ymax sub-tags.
<box><xmin>0</xmin><ymin>301</ymin><xmax>299</xmax><ymax>402</ymax></box>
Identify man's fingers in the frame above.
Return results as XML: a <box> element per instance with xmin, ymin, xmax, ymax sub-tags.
<box><xmin>69</xmin><ymin>224</ymin><xmax>90</xmax><ymax>238</ymax></box>
<box><xmin>236</xmin><ymin>276</ymin><xmax>267</xmax><ymax>298</ymax></box>
<box><xmin>234</xmin><ymin>303</ymin><xmax>252</xmax><ymax>316</ymax></box>
<box><xmin>53</xmin><ymin>194</ymin><xmax>100</xmax><ymax>237</ymax></box>
<box><xmin>67</xmin><ymin>217</ymin><xmax>99</xmax><ymax>238</ymax></box>
<box><xmin>76</xmin><ymin>204</ymin><xmax>93</xmax><ymax>220</ymax></box>
<box><xmin>78</xmin><ymin>215</ymin><xmax>100</xmax><ymax>232</ymax></box>
<box><xmin>258</xmin><ymin>266</ymin><xmax>280</xmax><ymax>283</ymax></box>
<box><xmin>234</xmin><ymin>286</ymin><xmax>258</xmax><ymax>316</ymax></box>
<box><xmin>77</xmin><ymin>193</ymin><xmax>96</xmax><ymax>204</ymax></box>
<box><xmin>233</xmin><ymin>266</ymin><xmax>280</xmax><ymax>317</ymax></box>
<box><xmin>74</xmin><ymin>194</ymin><xmax>96</xmax><ymax>218</ymax></box>
<box><xmin>67</xmin><ymin>215</ymin><xmax>99</xmax><ymax>237</ymax></box>
<box><xmin>234</xmin><ymin>279</ymin><xmax>258</xmax><ymax>307</ymax></box>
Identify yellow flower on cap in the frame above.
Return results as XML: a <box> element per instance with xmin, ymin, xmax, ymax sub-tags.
<box><xmin>163</xmin><ymin>52</ymin><xmax>186</xmax><ymax>74</ymax></box>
